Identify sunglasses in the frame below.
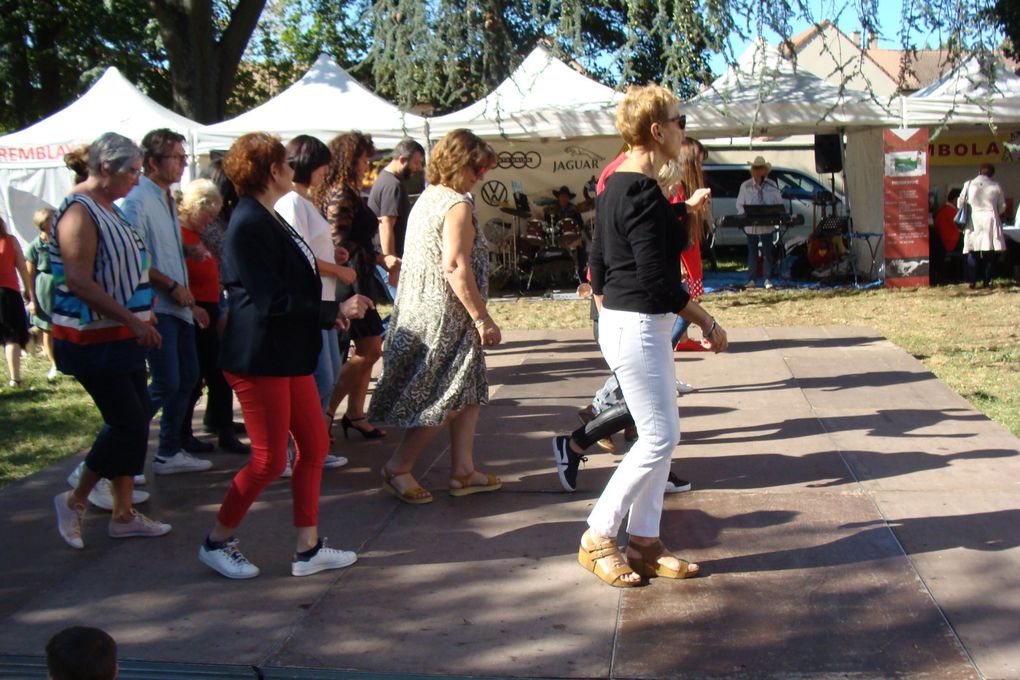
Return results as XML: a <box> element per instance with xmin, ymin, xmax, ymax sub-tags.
<box><xmin>668</xmin><ymin>114</ymin><xmax>687</xmax><ymax>131</ymax></box>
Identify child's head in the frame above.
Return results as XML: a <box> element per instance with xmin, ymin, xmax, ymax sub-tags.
<box><xmin>46</xmin><ymin>626</ymin><xmax>117</xmax><ymax>680</ymax></box>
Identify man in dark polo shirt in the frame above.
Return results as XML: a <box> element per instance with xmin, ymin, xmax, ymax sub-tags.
<box><xmin>367</xmin><ymin>138</ymin><xmax>425</xmax><ymax>298</ymax></box>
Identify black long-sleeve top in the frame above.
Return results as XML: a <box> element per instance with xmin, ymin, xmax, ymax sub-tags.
<box><xmin>589</xmin><ymin>172</ymin><xmax>691</xmax><ymax>315</ymax></box>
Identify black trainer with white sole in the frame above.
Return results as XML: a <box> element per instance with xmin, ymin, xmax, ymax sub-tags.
<box><xmin>664</xmin><ymin>471</ymin><xmax>692</xmax><ymax>494</ymax></box>
<box><xmin>552</xmin><ymin>435</ymin><xmax>586</xmax><ymax>492</ymax></box>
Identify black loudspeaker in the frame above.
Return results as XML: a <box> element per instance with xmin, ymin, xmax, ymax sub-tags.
<box><xmin>814</xmin><ymin>134</ymin><xmax>843</xmax><ymax>174</ymax></box>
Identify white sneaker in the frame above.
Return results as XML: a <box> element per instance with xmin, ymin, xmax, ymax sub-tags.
<box><xmin>108</xmin><ymin>510</ymin><xmax>171</xmax><ymax>538</ymax></box>
<box><xmin>54</xmin><ymin>491</ymin><xmax>85</xmax><ymax>549</ymax></box>
<box><xmin>67</xmin><ymin>463</ymin><xmax>149</xmax><ymax>508</ymax></box>
<box><xmin>199</xmin><ymin>538</ymin><xmax>260</xmax><ymax>579</ymax></box>
<box><xmin>291</xmin><ymin>538</ymin><xmax>357</xmax><ymax>577</ymax></box>
<box><xmin>322</xmin><ymin>454</ymin><xmax>348</xmax><ymax>469</ymax></box>
<box><xmin>675</xmin><ymin>379</ymin><xmax>695</xmax><ymax>396</ymax></box>
<box><xmin>764</xmin><ymin>279</ymin><xmax>774</xmax><ymax>290</ymax></box>
<box><xmin>87</xmin><ymin>479</ymin><xmax>149</xmax><ymax>511</ymax></box>
<box><xmin>279</xmin><ymin>445</ymin><xmax>295</xmax><ymax>478</ymax></box>
<box><xmin>46</xmin><ymin>366</ymin><xmax>59</xmax><ymax>381</ymax></box>
<box><xmin>153</xmin><ymin>451</ymin><xmax>213</xmax><ymax>475</ymax></box>
<box><xmin>745</xmin><ymin>279</ymin><xmax>756</xmax><ymax>289</ymax></box>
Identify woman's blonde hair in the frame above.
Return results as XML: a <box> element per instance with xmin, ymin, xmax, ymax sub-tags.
<box><xmin>178</xmin><ymin>178</ymin><xmax>223</xmax><ymax>220</ymax></box>
<box><xmin>427</xmin><ymin>129</ymin><xmax>497</xmax><ymax>189</ymax></box>
<box><xmin>615</xmin><ymin>83</ymin><xmax>679</xmax><ymax>147</ymax></box>
<box><xmin>657</xmin><ymin>160</ymin><xmax>682</xmax><ymax>197</ymax></box>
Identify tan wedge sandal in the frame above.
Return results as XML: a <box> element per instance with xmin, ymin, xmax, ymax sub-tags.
<box><xmin>448</xmin><ymin>470</ymin><xmax>501</xmax><ymax>497</ymax></box>
<box><xmin>578</xmin><ymin>531</ymin><xmax>640</xmax><ymax>588</ymax></box>
<box><xmin>626</xmin><ymin>539</ymin><xmax>699</xmax><ymax>579</ymax></box>
<box><xmin>381</xmin><ymin>467</ymin><xmax>433</xmax><ymax>505</ymax></box>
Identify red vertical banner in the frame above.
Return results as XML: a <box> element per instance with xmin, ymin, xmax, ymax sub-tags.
<box><xmin>883</xmin><ymin>128</ymin><xmax>930</xmax><ymax>287</ymax></box>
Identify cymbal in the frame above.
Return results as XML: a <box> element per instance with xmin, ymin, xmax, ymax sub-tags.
<box><xmin>500</xmin><ymin>206</ymin><xmax>532</xmax><ymax>217</ymax></box>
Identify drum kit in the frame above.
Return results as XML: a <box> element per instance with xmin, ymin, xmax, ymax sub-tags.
<box><xmin>488</xmin><ymin>207</ymin><xmax>587</xmax><ymax>291</ymax></box>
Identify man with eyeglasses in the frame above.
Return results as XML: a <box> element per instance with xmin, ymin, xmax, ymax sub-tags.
<box><xmin>122</xmin><ymin>129</ymin><xmax>213</xmax><ymax>476</ymax></box>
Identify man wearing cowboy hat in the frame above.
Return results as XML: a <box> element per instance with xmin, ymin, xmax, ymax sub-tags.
<box><xmin>736</xmin><ymin>156</ymin><xmax>784</xmax><ymax>289</ymax></box>
<box><xmin>547</xmin><ymin>185</ymin><xmax>586</xmax><ymax>279</ymax></box>
<box><xmin>549</xmin><ymin>185</ymin><xmax>583</xmax><ymax>223</ymax></box>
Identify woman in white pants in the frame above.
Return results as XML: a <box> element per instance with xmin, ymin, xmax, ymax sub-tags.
<box><xmin>582</xmin><ymin>84</ymin><xmax>728</xmax><ymax>587</ymax></box>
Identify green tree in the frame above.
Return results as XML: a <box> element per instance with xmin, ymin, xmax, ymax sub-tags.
<box><xmin>147</xmin><ymin>0</ymin><xmax>269</xmax><ymax>123</ymax></box>
<box><xmin>0</xmin><ymin>0</ymin><xmax>166</xmax><ymax>133</ymax></box>
<box><xmin>991</xmin><ymin>0</ymin><xmax>1019</xmax><ymax>59</ymax></box>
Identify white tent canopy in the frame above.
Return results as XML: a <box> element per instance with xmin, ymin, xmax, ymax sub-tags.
<box><xmin>907</xmin><ymin>55</ymin><xmax>1020</xmax><ymax>127</ymax></box>
<box><xmin>0</xmin><ymin>67</ymin><xmax>202</xmax><ymax>245</ymax></box>
<box><xmin>428</xmin><ymin>45</ymin><xmax>622</xmax><ymax>139</ymax></box>
<box><xmin>0</xmin><ymin>67</ymin><xmax>200</xmax><ymax>170</ymax></box>
<box><xmin>688</xmin><ymin>41</ymin><xmax>900</xmax><ymax>138</ymax></box>
<box><xmin>195</xmin><ymin>55</ymin><xmax>426</xmax><ymax>153</ymax></box>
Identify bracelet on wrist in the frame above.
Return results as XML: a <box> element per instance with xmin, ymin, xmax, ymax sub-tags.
<box><xmin>168</xmin><ymin>281</ymin><xmax>178</xmax><ymax>294</ymax></box>
<box><xmin>704</xmin><ymin>319</ymin><xmax>717</xmax><ymax>338</ymax></box>
<box><xmin>474</xmin><ymin>315</ymin><xmax>490</xmax><ymax>328</ymax></box>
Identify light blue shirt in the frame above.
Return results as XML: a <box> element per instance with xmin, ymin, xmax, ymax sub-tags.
<box><xmin>120</xmin><ymin>175</ymin><xmax>192</xmax><ymax>323</ymax></box>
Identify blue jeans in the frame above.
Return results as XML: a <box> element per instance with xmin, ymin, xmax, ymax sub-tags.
<box><xmin>374</xmin><ymin>264</ymin><xmax>397</xmax><ymax>302</ymax></box>
<box><xmin>148</xmin><ymin>313</ymin><xmax>199</xmax><ymax>458</ymax></box>
<box><xmin>746</xmin><ymin>232</ymin><xmax>774</xmax><ymax>282</ymax></box>
<box><xmin>670</xmin><ymin>282</ymin><xmax>691</xmax><ymax>346</ymax></box>
<box><xmin>313</xmin><ymin>327</ymin><xmax>342</xmax><ymax>414</ymax></box>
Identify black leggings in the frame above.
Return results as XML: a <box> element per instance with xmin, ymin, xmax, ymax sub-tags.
<box><xmin>570</xmin><ymin>401</ymin><xmax>633</xmax><ymax>451</ymax></box>
<box><xmin>77</xmin><ymin>369</ymin><xmax>151</xmax><ymax>478</ymax></box>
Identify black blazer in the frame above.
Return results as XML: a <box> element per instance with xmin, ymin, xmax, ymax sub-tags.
<box><xmin>219</xmin><ymin>196</ymin><xmax>322</xmax><ymax>376</ymax></box>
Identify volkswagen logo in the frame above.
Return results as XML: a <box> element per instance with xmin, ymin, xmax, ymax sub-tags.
<box><xmin>480</xmin><ymin>180</ymin><xmax>508</xmax><ymax>206</ymax></box>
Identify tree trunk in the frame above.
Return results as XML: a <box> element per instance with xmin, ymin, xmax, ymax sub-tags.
<box><xmin>149</xmin><ymin>0</ymin><xmax>267</xmax><ymax>123</ymax></box>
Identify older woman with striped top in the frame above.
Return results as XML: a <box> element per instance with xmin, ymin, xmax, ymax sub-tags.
<box><xmin>51</xmin><ymin>132</ymin><xmax>169</xmax><ymax>549</ymax></box>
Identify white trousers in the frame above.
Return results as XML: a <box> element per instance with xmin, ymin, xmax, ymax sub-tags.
<box><xmin>587</xmin><ymin>306</ymin><xmax>680</xmax><ymax>538</ymax></box>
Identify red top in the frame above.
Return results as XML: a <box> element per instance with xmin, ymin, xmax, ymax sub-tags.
<box><xmin>0</xmin><ymin>235</ymin><xmax>20</xmax><ymax>291</ymax></box>
<box><xmin>933</xmin><ymin>203</ymin><xmax>961</xmax><ymax>252</ymax></box>
<box><xmin>668</xmin><ymin>192</ymin><xmax>704</xmax><ymax>299</ymax></box>
<box><xmin>596</xmin><ymin>152</ymin><xmax>628</xmax><ymax>195</ymax></box>
<box><xmin>181</xmin><ymin>228</ymin><xmax>220</xmax><ymax>303</ymax></box>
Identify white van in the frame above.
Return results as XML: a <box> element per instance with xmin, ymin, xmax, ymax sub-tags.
<box><xmin>704</xmin><ymin>164</ymin><xmax>844</xmax><ymax>247</ymax></box>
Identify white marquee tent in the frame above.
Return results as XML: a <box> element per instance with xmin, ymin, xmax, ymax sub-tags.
<box><xmin>427</xmin><ymin>44</ymin><xmax>622</xmax><ymax>140</ymax></box>
<box><xmin>688</xmin><ymin>41</ymin><xmax>901</xmax><ymax>138</ymax></box>
<box><xmin>0</xmin><ymin>67</ymin><xmax>202</xmax><ymax>245</ymax></box>
<box><xmin>906</xmin><ymin>55</ymin><xmax>1020</xmax><ymax>127</ymax></box>
<box><xmin>194</xmin><ymin>55</ymin><xmax>426</xmax><ymax>154</ymax></box>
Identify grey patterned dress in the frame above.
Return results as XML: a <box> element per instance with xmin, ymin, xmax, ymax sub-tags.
<box><xmin>368</xmin><ymin>185</ymin><xmax>489</xmax><ymax>427</ymax></box>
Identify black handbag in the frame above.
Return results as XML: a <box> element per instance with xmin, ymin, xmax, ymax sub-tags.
<box><xmin>319</xmin><ymin>300</ymin><xmax>340</xmax><ymax>330</ymax></box>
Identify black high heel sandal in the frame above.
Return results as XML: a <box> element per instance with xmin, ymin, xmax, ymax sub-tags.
<box><xmin>341</xmin><ymin>415</ymin><xmax>386</xmax><ymax>440</ymax></box>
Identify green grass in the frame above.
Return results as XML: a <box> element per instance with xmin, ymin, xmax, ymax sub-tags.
<box><xmin>0</xmin><ymin>353</ymin><xmax>102</xmax><ymax>487</ymax></box>
<box><xmin>2</xmin><ymin>281</ymin><xmax>1018</xmax><ymax>488</ymax></box>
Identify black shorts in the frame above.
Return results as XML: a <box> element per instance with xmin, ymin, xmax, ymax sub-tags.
<box><xmin>348</xmin><ymin>307</ymin><xmax>384</xmax><ymax>341</ymax></box>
